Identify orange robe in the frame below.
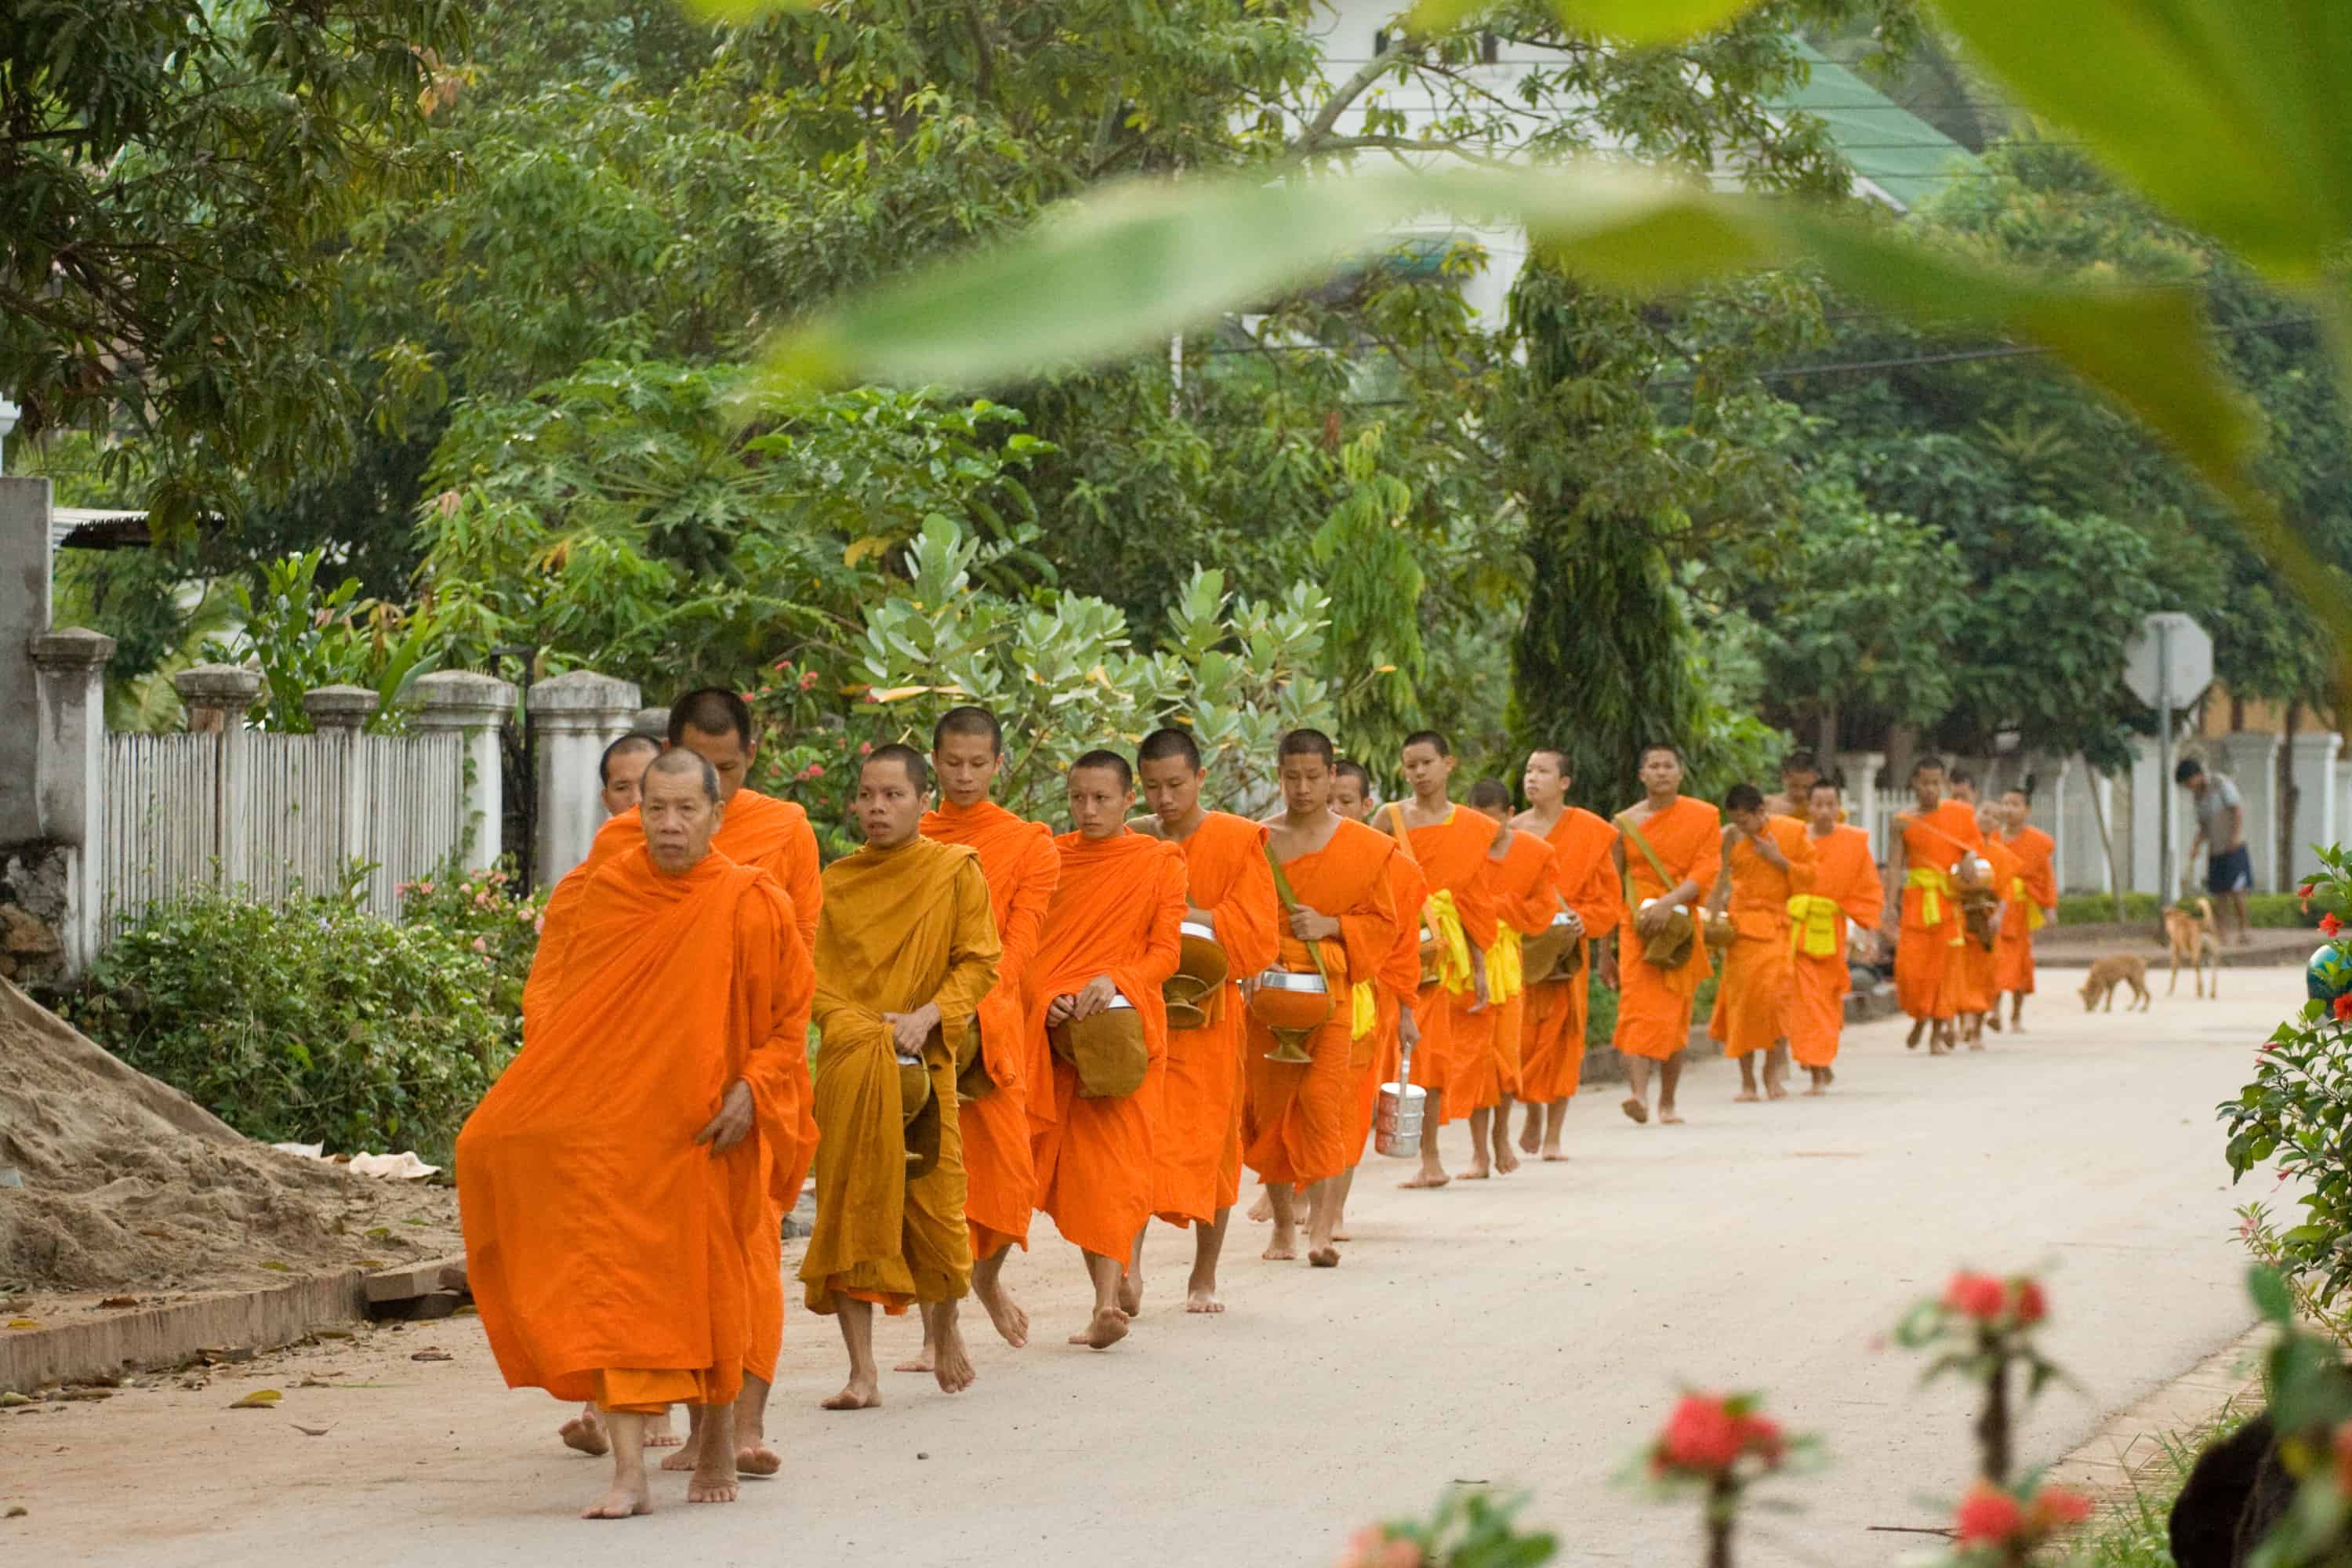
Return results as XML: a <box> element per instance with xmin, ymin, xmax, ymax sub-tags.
<box><xmin>1354</xmin><ymin>851</ymin><xmax>1432</xmax><ymax>1160</ymax></box>
<box><xmin>1154</xmin><ymin>813</ymin><xmax>1279</xmax><ymax>1226</ymax></box>
<box><xmin>1994</xmin><ymin>826</ymin><xmax>2056</xmax><ymax>996</ymax></box>
<box><xmin>1025</xmin><ymin>832</ymin><xmax>1187</xmax><ymax>1261</ymax></box>
<box><xmin>1707</xmin><ymin>818</ymin><xmax>1817</xmax><ymax>1058</ymax></box>
<box><xmin>1244</xmin><ymin>818</ymin><xmax>1399</xmax><ymax>1187</ymax></box>
<box><xmin>1790</xmin><ymin>825</ymin><xmax>1883</xmax><ymax>1069</ymax></box>
<box><xmin>1895</xmin><ymin>800</ymin><xmax>1984</xmax><ymax>1023</ymax></box>
<box><xmin>1466</xmin><ymin>831</ymin><xmax>1561</xmax><ymax>1109</ymax></box>
<box><xmin>1955</xmin><ymin>836</ymin><xmax>2021</xmax><ymax>1017</ymax></box>
<box><xmin>1383</xmin><ymin>804</ymin><xmax>1499</xmax><ymax>1124</ymax></box>
<box><xmin>568</xmin><ymin>786</ymin><xmax>823</xmax><ymax>1378</ymax></box>
<box><xmin>920</xmin><ymin>800</ymin><xmax>1059</xmax><ymax>1259</ymax></box>
<box><xmin>800</xmin><ymin>837</ymin><xmax>999</xmax><ymax>1314</ymax></box>
<box><xmin>1519</xmin><ymin>808</ymin><xmax>1621</xmax><ymax>1105</ymax></box>
<box><xmin>1612</xmin><ymin>797</ymin><xmax>1723</xmax><ymax>1062</ymax></box>
<box><xmin>458</xmin><ymin>847</ymin><xmax>811</xmax><ymax>1409</ymax></box>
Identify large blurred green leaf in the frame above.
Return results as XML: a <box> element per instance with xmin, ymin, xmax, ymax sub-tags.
<box><xmin>1933</xmin><ymin>0</ymin><xmax>2352</xmax><ymax>281</ymax></box>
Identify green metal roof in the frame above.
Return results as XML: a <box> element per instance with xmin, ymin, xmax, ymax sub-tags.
<box><xmin>1775</xmin><ymin>39</ymin><xmax>1986</xmax><ymax>215</ymax></box>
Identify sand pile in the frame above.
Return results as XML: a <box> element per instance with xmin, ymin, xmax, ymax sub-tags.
<box><xmin>0</xmin><ymin>979</ymin><xmax>461</xmax><ymax>1294</ymax></box>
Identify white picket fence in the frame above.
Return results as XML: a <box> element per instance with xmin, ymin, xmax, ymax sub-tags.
<box><xmin>103</xmin><ymin>727</ymin><xmax>466</xmax><ymax>938</ymax></box>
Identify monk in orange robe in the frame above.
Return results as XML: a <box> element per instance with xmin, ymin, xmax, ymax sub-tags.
<box><xmin>908</xmin><ymin>706</ymin><xmax>1058</xmax><ymax>1369</ymax></box>
<box><xmin>1465</xmin><ymin>779</ymin><xmax>1560</xmax><ymax>1178</ymax></box>
<box><xmin>558</xmin><ymin>688</ymin><xmax>820</xmax><ymax>1478</ymax></box>
<box><xmin>1244</xmin><ymin>729</ymin><xmax>1401</xmax><ymax>1269</ymax></box>
<box><xmin>1992</xmin><ymin>786</ymin><xmax>2058</xmax><ymax>1033</ymax></box>
<box><xmin>1887</xmin><ymin>755</ymin><xmax>1984</xmax><ymax>1056</ymax></box>
<box><xmin>1788</xmin><ymin>779</ymin><xmax>1884</xmax><ymax>1094</ymax></box>
<box><xmin>1381</xmin><ymin>729</ymin><xmax>1495</xmax><ymax>1189</ymax></box>
<box><xmin>1610</xmin><ymin>743</ymin><xmax>1722</xmax><ymax>1126</ymax></box>
<box><xmin>1509</xmin><ymin>746</ymin><xmax>1620</xmax><ymax>1161</ymax></box>
<box><xmin>800</xmin><ymin>746</ymin><xmax>1000</xmax><ymax>1411</ymax></box>
<box><xmin>1704</xmin><ymin>783</ymin><xmax>1817</xmax><ymax>1101</ymax></box>
<box><xmin>1956</xmin><ymin>808</ymin><xmax>2023</xmax><ymax>1049</ymax></box>
<box><xmin>1310</xmin><ymin>761</ymin><xmax>1426</xmax><ymax>1246</ymax></box>
<box><xmin>1025</xmin><ymin>750</ymin><xmax>1186</xmax><ymax>1350</ymax></box>
<box><xmin>458</xmin><ymin>750</ymin><xmax>811</xmax><ymax>1518</ymax></box>
<box><xmin>1131</xmin><ymin>728</ymin><xmax>1279</xmax><ymax>1314</ymax></box>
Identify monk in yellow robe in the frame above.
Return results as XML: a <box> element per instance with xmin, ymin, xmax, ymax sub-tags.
<box><xmin>1704</xmin><ymin>783</ymin><xmax>1817</xmax><ymax>1102</ymax></box>
<box><xmin>1887</xmin><ymin>755</ymin><xmax>1984</xmax><ymax>1056</ymax></box>
<box><xmin>1381</xmin><ymin>729</ymin><xmax>1495</xmax><ymax>1189</ymax></box>
<box><xmin>1465</xmin><ymin>779</ymin><xmax>1560</xmax><ymax>1178</ymax></box>
<box><xmin>1245</xmin><ymin>729</ymin><xmax>1400</xmax><ymax>1269</ymax></box>
<box><xmin>1610</xmin><ymin>743</ymin><xmax>1722</xmax><ymax>1126</ymax></box>
<box><xmin>1992</xmin><ymin>786</ymin><xmax>2058</xmax><ymax>1033</ymax></box>
<box><xmin>1788</xmin><ymin>779</ymin><xmax>1883</xmax><ymax>1094</ymax></box>
<box><xmin>1509</xmin><ymin>746</ymin><xmax>1620</xmax><ymax>1161</ymax></box>
<box><xmin>458</xmin><ymin>751</ymin><xmax>811</xmax><ymax>1518</ymax></box>
<box><xmin>909</xmin><ymin>706</ymin><xmax>1058</xmax><ymax>1367</ymax></box>
<box><xmin>1956</xmin><ymin>810</ymin><xmax>2023</xmax><ymax>1049</ymax></box>
<box><xmin>1025</xmin><ymin>751</ymin><xmax>1187</xmax><ymax>1350</ymax></box>
<box><xmin>801</xmin><ymin>746</ymin><xmax>1000</xmax><ymax>1410</ymax></box>
<box><xmin>555</xmin><ymin>689</ymin><xmax>822</xmax><ymax>1478</ymax></box>
<box><xmin>1131</xmin><ymin>728</ymin><xmax>1279</xmax><ymax>1315</ymax></box>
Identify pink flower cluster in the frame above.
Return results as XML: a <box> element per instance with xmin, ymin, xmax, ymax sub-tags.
<box><xmin>1953</xmin><ymin>1479</ymin><xmax>2092</xmax><ymax>1549</ymax></box>
<box><xmin>1940</xmin><ymin>1272</ymin><xmax>2046</xmax><ymax>1328</ymax></box>
<box><xmin>1649</xmin><ymin>1393</ymin><xmax>1786</xmax><ymax>1478</ymax></box>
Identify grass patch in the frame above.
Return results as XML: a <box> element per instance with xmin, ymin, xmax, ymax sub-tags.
<box><xmin>2071</xmin><ymin>1397</ymin><xmax>2254</xmax><ymax>1568</ymax></box>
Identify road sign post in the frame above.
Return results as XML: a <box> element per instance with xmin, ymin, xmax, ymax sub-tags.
<box><xmin>2123</xmin><ymin>612</ymin><xmax>2215</xmax><ymax>905</ymax></box>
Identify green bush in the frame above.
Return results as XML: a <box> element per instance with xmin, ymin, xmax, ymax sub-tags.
<box><xmin>64</xmin><ymin>873</ymin><xmax>534</xmax><ymax>1165</ymax></box>
<box><xmin>2056</xmin><ymin>891</ymin><xmax>2315</xmax><ymax>928</ymax></box>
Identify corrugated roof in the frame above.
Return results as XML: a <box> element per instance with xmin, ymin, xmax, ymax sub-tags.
<box><xmin>1776</xmin><ymin>39</ymin><xmax>1987</xmax><ymax>215</ymax></box>
<box><xmin>49</xmin><ymin>507</ymin><xmax>151</xmax><ymax>551</ymax></box>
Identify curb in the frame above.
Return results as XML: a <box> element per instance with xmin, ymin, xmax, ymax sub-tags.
<box><xmin>2040</xmin><ymin>1323</ymin><xmax>2265</xmax><ymax>1508</ymax></box>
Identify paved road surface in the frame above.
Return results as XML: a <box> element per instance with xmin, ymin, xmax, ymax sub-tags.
<box><xmin>11</xmin><ymin>967</ymin><xmax>2298</xmax><ymax>1566</ymax></box>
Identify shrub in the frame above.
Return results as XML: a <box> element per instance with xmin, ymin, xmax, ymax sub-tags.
<box><xmin>2057</xmin><ymin>891</ymin><xmax>2314</xmax><ymax>928</ymax></box>
<box><xmin>64</xmin><ymin>873</ymin><xmax>532</xmax><ymax>1165</ymax></box>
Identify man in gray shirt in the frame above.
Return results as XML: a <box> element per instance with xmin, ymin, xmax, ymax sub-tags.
<box><xmin>2176</xmin><ymin>758</ymin><xmax>2250</xmax><ymax>945</ymax></box>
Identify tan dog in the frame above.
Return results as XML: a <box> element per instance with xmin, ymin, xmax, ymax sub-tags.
<box><xmin>2165</xmin><ymin>896</ymin><xmax>2221</xmax><ymax>998</ymax></box>
<box><xmin>2078</xmin><ymin>954</ymin><xmax>2152</xmax><ymax>1012</ymax></box>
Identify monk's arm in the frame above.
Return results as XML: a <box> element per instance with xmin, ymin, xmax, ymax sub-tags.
<box><xmin>1137</xmin><ymin>856</ymin><xmax>1188</xmax><ymax>989</ymax></box>
<box><xmin>1705</xmin><ymin>827</ymin><xmax>1740</xmax><ymax>915</ymax></box>
<box><xmin>1216</xmin><ymin>848</ymin><xmax>1283</xmax><ymax>978</ymax></box>
<box><xmin>996</xmin><ymin>837</ymin><xmax>1060</xmax><ymax>998</ymax></box>
<box><xmin>1785</xmin><ymin>826</ymin><xmax>1818</xmax><ymax>895</ymax></box>
<box><xmin>1337</xmin><ymin>858</ymin><xmax>1403</xmax><ymax>984</ymax></box>
<box><xmin>740</xmin><ymin>889</ymin><xmax>816</xmax><ymax>1149</ymax></box>
<box><xmin>783</xmin><ymin>818</ymin><xmax>823</xmax><ymax>953</ymax></box>
<box><xmin>931</xmin><ymin>861</ymin><xmax>1004</xmax><ymax>1039</ymax></box>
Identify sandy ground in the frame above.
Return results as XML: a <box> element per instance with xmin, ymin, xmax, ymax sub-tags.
<box><xmin>4</xmin><ymin>967</ymin><xmax>2296</xmax><ymax>1566</ymax></box>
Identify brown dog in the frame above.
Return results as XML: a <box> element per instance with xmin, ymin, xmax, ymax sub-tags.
<box><xmin>2079</xmin><ymin>954</ymin><xmax>2152</xmax><ymax>1012</ymax></box>
<box><xmin>2165</xmin><ymin>896</ymin><xmax>2221</xmax><ymax>999</ymax></box>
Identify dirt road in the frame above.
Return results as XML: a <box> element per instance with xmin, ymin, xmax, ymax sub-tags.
<box><xmin>6</xmin><ymin>966</ymin><xmax>2297</xmax><ymax>1566</ymax></box>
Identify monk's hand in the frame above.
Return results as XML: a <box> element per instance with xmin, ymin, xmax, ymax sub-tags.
<box><xmin>1073</xmin><ymin>974</ymin><xmax>1117</xmax><ymax>1019</ymax></box>
<box><xmin>1185</xmin><ymin>905</ymin><xmax>1216</xmax><ymax>930</ymax></box>
<box><xmin>1469</xmin><ymin>951</ymin><xmax>1489</xmax><ymax>1012</ymax></box>
<box><xmin>886</xmin><ymin>1004</ymin><xmax>940</xmax><ymax>1062</ymax></box>
<box><xmin>1633</xmin><ymin>901</ymin><xmax>1668</xmax><ymax>937</ymax></box>
<box><xmin>1557</xmin><ymin>909</ymin><xmax>1583</xmax><ymax>938</ymax></box>
<box><xmin>1289</xmin><ymin>905</ymin><xmax>1341</xmax><ymax>942</ymax></box>
<box><xmin>1046</xmin><ymin>993</ymin><xmax>1076</xmax><ymax>1026</ymax></box>
<box><xmin>695</xmin><ymin>1080</ymin><xmax>754</xmax><ymax>1154</ymax></box>
<box><xmin>1599</xmin><ymin>951</ymin><xmax>1620</xmax><ymax>991</ymax></box>
<box><xmin>1751</xmin><ymin>833</ymin><xmax>1790</xmax><ymax>870</ymax></box>
<box><xmin>1399</xmin><ymin>1008</ymin><xmax>1421</xmax><ymax>1050</ymax></box>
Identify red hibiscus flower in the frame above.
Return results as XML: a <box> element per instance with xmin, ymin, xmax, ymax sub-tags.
<box><xmin>1954</xmin><ymin>1482</ymin><xmax>2024</xmax><ymax>1546</ymax></box>
<box><xmin>1942</xmin><ymin>1272</ymin><xmax>2008</xmax><ymax>1322</ymax></box>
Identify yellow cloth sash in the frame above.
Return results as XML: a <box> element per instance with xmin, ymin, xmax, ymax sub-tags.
<box><xmin>1351</xmin><ymin>980</ymin><xmax>1377</xmax><ymax>1040</ymax></box>
<box><xmin>1424</xmin><ymin>889</ymin><xmax>1474</xmax><ymax>994</ymax></box>
<box><xmin>2009</xmin><ymin>877</ymin><xmax>2045</xmax><ymax>931</ymax></box>
<box><xmin>1787</xmin><ymin>894</ymin><xmax>1842</xmax><ymax>959</ymax></box>
<box><xmin>1906</xmin><ymin>866</ymin><xmax>1951</xmax><ymax>926</ymax></box>
<box><xmin>1488</xmin><ymin>926</ymin><xmax>1525</xmax><ymax>1003</ymax></box>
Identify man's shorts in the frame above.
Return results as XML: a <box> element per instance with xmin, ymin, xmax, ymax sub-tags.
<box><xmin>2208</xmin><ymin>844</ymin><xmax>2254</xmax><ymax>895</ymax></box>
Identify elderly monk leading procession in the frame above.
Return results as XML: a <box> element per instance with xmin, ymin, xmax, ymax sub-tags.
<box><xmin>454</xmin><ymin>695</ymin><xmax>2055</xmax><ymax>1518</ymax></box>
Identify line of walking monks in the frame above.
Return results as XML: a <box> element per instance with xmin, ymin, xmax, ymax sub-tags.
<box><xmin>452</xmin><ymin>696</ymin><xmax>2058</xmax><ymax>1519</ymax></box>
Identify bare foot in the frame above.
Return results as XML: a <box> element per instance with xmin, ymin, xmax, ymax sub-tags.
<box><xmin>1822</xmin><ymin>1066</ymin><xmax>1835</xmax><ymax>1087</ymax></box>
<box><xmin>735</xmin><ymin>1446</ymin><xmax>781</xmax><ymax>1478</ymax></box>
<box><xmin>659</xmin><ymin>1436</ymin><xmax>699</xmax><ymax>1473</ymax></box>
<box><xmin>1332</xmin><ymin>1228</ymin><xmax>1352</xmax><ymax>1243</ymax></box>
<box><xmin>1658</xmin><ymin>1107</ymin><xmax>1685</xmax><ymax>1125</ymax></box>
<box><xmin>1541</xmin><ymin>1146</ymin><xmax>1567</xmax><ymax>1162</ymax></box>
<box><xmin>644</xmin><ymin>1410</ymin><xmax>680</xmax><ymax>1449</ymax></box>
<box><xmin>1968</xmin><ymin>1037</ymin><xmax>1985</xmax><ymax>1051</ymax></box>
<box><xmin>1069</xmin><ymin>1307</ymin><xmax>1130</xmax><ymax>1348</ymax></box>
<box><xmin>931</xmin><ymin>1326</ymin><xmax>976</xmax><ymax>1394</ymax></box>
<box><xmin>1462</xmin><ymin>1160</ymin><xmax>1491</xmax><ymax>1181</ymax></box>
<box><xmin>1734</xmin><ymin>1088</ymin><xmax>1760</xmax><ymax>1103</ymax></box>
<box><xmin>1985</xmin><ymin>1012</ymin><xmax>2003</xmax><ymax>1033</ymax></box>
<box><xmin>1184</xmin><ymin>1282</ymin><xmax>1225</xmax><ymax>1314</ymax></box>
<box><xmin>2010</xmin><ymin>1020</ymin><xmax>2027</xmax><ymax>1035</ymax></box>
<box><xmin>560</xmin><ymin>1412</ymin><xmax>610</xmax><ymax>1457</ymax></box>
<box><xmin>1621</xmin><ymin>1096</ymin><xmax>1649</xmax><ymax>1124</ymax></box>
<box><xmin>1398</xmin><ymin>1169</ymin><xmax>1450</xmax><ymax>1190</ymax></box>
<box><xmin>1803</xmin><ymin>1083</ymin><xmax>1827</xmax><ymax>1097</ymax></box>
<box><xmin>1764</xmin><ymin>1082</ymin><xmax>1788</xmax><ymax>1101</ymax></box>
<box><xmin>1262</xmin><ymin>1238</ymin><xmax>1299</xmax><ymax>1261</ymax></box>
<box><xmin>820</xmin><ymin>1377</ymin><xmax>880</xmax><ymax>1411</ymax></box>
<box><xmin>1494</xmin><ymin>1144</ymin><xmax>1520</xmax><ymax>1175</ymax></box>
<box><xmin>894</xmin><ymin>1348</ymin><xmax>935</xmax><ymax>1374</ymax></box>
<box><xmin>1115</xmin><ymin>1272</ymin><xmax>1143</xmax><ymax>1316</ymax></box>
<box><xmin>1308</xmin><ymin>1247</ymin><xmax>1340</xmax><ymax>1268</ymax></box>
<box><xmin>1519</xmin><ymin>1121</ymin><xmax>1541</xmax><ymax>1155</ymax></box>
<box><xmin>1906</xmin><ymin>1018</ymin><xmax>1926</xmax><ymax>1050</ymax></box>
<box><xmin>689</xmin><ymin>1445</ymin><xmax>739</xmax><ymax>1504</ymax></box>
<box><xmin>974</xmin><ymin>1274</ymin><xmax>1029</xmax><ymax>1350</ymax></box>
<box><xmin>582</xmin><ymin>1483</ymin><xmax>650</xmax><ymax>1520</ymax></box>
<box><xmin>1247</xmin><ymin>1191</ymin><xmax>1274</xmax><ymax>1223</ymax></box>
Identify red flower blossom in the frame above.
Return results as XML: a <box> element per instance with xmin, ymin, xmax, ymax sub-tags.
<box><xmin>2010</xmin><ymin>1278</ymin><xmax>2047</xmax><ymax>1326</ymax></box>
<box><xmin>2334</xmin><ymin>993</ymin><xmax>2352</xmax><ymax>1023</ymax></box>
<box><xmin>2324</xmin><ymin>912</ymin><xmax>2343</xmax><ymax>938</ymax></box>
<box><xmin>2029</xmin><ymin>1487</ymin><xmax>2093</xmax><ymax>1530</ymax></box>
<box><xmin>1954</xmin><ymin>1482</ymin><xmax>2024</xmax><ymax>1546</ymax></box>
<box><xmin>1334</xmin><ymin>1527</ymin><xmax>1424</xmax><ymax>1568</ymax></box>
<box><xmin>800</xmin><ymin>763</ymin><xmax>826</xmax><ymax>781</ymax></box>
<box><xmin>1732</xmin><ymin>1413</ymin><xmax>1786</xmax><ymax>1468</ymax></box>
<box><xmin>1654</xmin><ymin>1395</ymin><xmax>1743</xmax><ymax>1473</ymax></box>
<box><xmin>799</xmin><ymin>670</ymin><xmax>820</xmax><ymax>691</ymax></box>
<box><xmin>1942</xmin><ymin>1272</ymin><xmax>2008</xmax><ymax>1322</ymax></box>
<box><xmin>2334</xmin><ymin>1422</ymin><xmax>2352</xmax><ymax>1495</ymax></box>
<box><xmin>2302</xmin><ymin>882</ymin><xmax>2318</xmax><ymax>900</ymax></box>
<box><xmin>859</xmin><ymin>741</ymin><xmax>873</xmax><ymax>755</ymax></box>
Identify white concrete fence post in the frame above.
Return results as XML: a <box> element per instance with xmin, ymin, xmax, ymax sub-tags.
<box><xmin>2215</xmin><ymin>731</ymin><xmax>2285</xmax><ymax>893</ymax></box>
<box><xmin>527</xmin><ymin>671</ymin><xmax>642</xmax><ymax>889</ymax></box>
<box><xmin>631</xmin><ymin>705</ymin><xmax>670</xmax><ymax>739</ymax></box>
<box><xmin>1835</xmin><ymin>750</ymin><xmax>1884</xmax><ymax>857</ymax></box>
<box><xmin>303</xmin><ymin>684</ymin><xmax>380</xmax><ymax>887</ymax></box>
<box><xmin>414</xmin><ymin>671</ymin><xmax>517</xmax><ymax>869</ymax></box>
<box><xmin>2287</xmin><ymin>731</ymin><xmax>2343</xmax><ymax>887</ymax></box>
<box><xmin>171</xmin><ymin>664</ymin><xmax>261</xmax><ymax>889</ymax></box>
<box><xmin>28</xmin><ymin>628</ymin><xmax>113</xmax><ymax>975</ymax></box>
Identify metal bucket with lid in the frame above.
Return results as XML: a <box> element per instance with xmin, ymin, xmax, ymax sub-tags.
<box><xmin>1374</xmin><ymin>1031</ymin><xmax>1427</xmax><ymax>1158</ymax></box>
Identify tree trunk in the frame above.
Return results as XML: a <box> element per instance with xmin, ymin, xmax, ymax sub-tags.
<box><xmin>2280</xmin><ymin>699</ymin><xmax>2303</xmax><ymax>895</ymax></box>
